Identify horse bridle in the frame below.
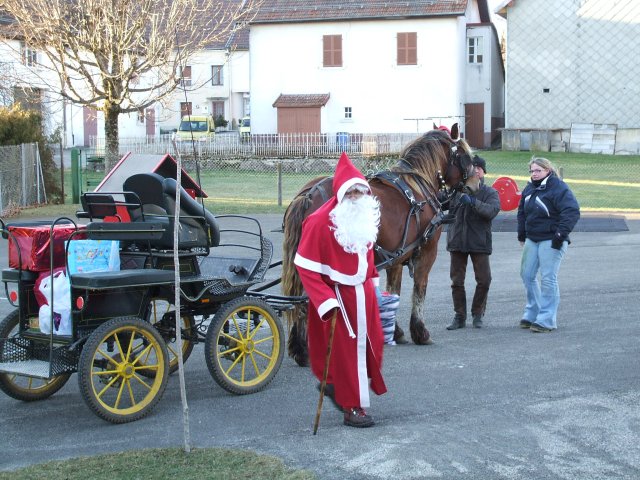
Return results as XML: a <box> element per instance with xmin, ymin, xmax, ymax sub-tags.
<box><xmin>436</xmin><ymin>139</ymin><xmax>474</xmax><ymax>204</ymax></box>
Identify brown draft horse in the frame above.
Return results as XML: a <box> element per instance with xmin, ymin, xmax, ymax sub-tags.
<box><xmin>281</xmin><ymin>126</ymin><xmax>480</xmax><ymax>367</ymax></box>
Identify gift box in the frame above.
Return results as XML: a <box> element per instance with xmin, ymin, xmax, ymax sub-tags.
<box><xmin>6</xmin><ymin>222</ymin><xmax>85</xmax><ymax>272</ymax></box>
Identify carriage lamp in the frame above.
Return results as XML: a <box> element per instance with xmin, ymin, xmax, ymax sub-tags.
<box><xmin>76</xmin><ymin>296</ymin><xmax>85</xmax><ymax>310</ymax></box>
<box><xmin>9</xmin><ymin>290</ymin><xmax>18</xmax><ymax>303</ymax></box>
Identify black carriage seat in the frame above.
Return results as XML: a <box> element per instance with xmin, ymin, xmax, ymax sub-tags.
<box><xmin>71</xmin><ymin>269</ymin><xmax>176</xmax><ymax>290</ymax></box>
<box><xmin>122</xmin><ymin>173</ymin><xmax>220</xmax><ymax>250</ymax></box>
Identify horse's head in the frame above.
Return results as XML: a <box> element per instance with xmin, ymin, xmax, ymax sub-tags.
<box><xmin>399</xmin><ymin>124</ymin><xmax>480</xmax><ymax>195</ymax></box>
<box><xmin>441</xmin><ymin>126</ymin><xmax>480</xmax><ymax>195</ymax></box>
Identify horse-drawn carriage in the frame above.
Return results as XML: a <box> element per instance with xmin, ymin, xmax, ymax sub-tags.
<box><xmin>0</xmin><ymin>172</ymin><xmax>298</xmax><ymax>423</ymax></box>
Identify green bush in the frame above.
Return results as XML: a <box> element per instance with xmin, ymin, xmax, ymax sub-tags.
<box><xmin>0</xmin><ymin>106</ymin><xmax>62</xmax><ymax>203</ymax></box>
<box><xmin>214</xmin><ymin>114</ymin><xmax>228</xmax><ymax>129</ymax></box>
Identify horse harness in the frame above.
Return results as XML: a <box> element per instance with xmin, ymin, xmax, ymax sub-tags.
<box><xmin>370</xmin><ymin>161</ymin><xmax>453</xmax><ymax>273</ymax></box>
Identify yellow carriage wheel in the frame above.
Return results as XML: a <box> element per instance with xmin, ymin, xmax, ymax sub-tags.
<box><xmin>143</xmin><ymin>298</ymin><xmax>195</xmax><ymax>375</ymax></box>
<box><xmin>0</xmin><ymin>310</ymin><xmax>71</xmax><ymax>401</ymax></box>
<box><xmin>77</xmin><ymin>317</ymin><xmax>169</xmax><ymax>424</ymax></box>
<box><xmin>204</xmin><ymin>297</ymin><xmax>283</xmax><ymax>395</ymax></box>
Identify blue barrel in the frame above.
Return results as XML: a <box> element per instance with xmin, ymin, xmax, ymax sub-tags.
<box><xmin>336</xmin><ymin>132</ymin><xmax>350</xmax><ymax>151</ymax></box>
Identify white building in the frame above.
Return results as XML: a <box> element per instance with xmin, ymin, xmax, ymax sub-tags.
<box><xmin>156</xmin><ymin>25</ymin><xmax>251</xmax><ymax>133</ymax></box>
<box><xmin>249</xmin><ymin>0</ymin><xmax>504</xmax><ymax>148</ymax></box>
<box><xmin>0</xmin><ymin>13</ymin><xmax>146</xmax><ymax>147</ymax></box>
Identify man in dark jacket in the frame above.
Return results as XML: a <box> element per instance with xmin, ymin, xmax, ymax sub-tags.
<box><xmin>446</xmin><ymin>156</ymin><xmax>501</xmax><ymax>329</ymax></box>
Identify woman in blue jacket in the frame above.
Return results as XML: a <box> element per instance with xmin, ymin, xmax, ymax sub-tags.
<box><xmin>517</xmin><ymin>157</ymin><xmax>580</xmax><ymax>332</ymax></box>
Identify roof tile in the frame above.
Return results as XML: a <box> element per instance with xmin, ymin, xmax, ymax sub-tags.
<box><xmin>272</xmin><ymin>93</ymin><xmax>331</xmax><ymax>107</ymax></box>
<box><xmin>254</xmin><ymin>0</ymin><xmax>469</xmax><ymax>23</ymax></box>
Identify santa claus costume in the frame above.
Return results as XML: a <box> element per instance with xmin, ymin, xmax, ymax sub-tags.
<box><xmin>294</xmin><ymin>153</ymin><xmax>387</xmax><ymax>427</ymax></box>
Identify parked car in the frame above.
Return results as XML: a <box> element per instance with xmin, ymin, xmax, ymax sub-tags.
<box><xmin>175</xmin><ymin>115</ymin><xmax>215</xmax><ymax>142</ymax></box>
<box><xmin>239</xmin><ymin>116</ymin><xmax>250</xmax><ymax>140</ymax></box>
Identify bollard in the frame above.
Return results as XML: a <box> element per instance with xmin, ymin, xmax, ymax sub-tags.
<box><xmin>71</xmin><ymin>147</ymin><xmax>81</xmax><ymax>204</ymax></box>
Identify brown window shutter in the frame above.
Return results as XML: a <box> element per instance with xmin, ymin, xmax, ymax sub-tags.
<box><xmin>323</xmin><ymin>35</ymin><xmax>342</xmax><ymax>67</ymax></box>
<box><xmin>397</xmin><ymin>32</ymin><xmax>417</xmax><ymax>65</ymax></box>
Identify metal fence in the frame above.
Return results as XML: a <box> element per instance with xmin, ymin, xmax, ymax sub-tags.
<box><xmin>0</xmin><ymin>143</ymin><xmax>46</xmax><ymax>214</ymax></box>
<box><xmin>91</xmin><ymin>132</ymin><xmax>422</xmax><ymax>159</ymax></box>
<box><xmin>82</xmin><ymin>132</ymin><xmax>640</xmax><ymax>212</ymax></box>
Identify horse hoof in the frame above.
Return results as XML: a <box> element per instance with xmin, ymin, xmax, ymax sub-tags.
<box><xmin>293</xmin><ymin>355</ymin><xmax>309</xmax><ymax>367</ymax></box>
<box><xmin>395</xmin><ymin>335</ymin><xmax>409</xmax><ymax>345</ymax></box>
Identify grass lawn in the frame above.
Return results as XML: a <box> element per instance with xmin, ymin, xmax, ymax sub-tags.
<box><xmin>47</xmin><ymin>150</ymin><xmax>640</xmax><ymax>217</ymax></box>
<box><xmin>0</xmin><ymin>448</ymin><xmax>316</xmax><ymax>480</ymax></box>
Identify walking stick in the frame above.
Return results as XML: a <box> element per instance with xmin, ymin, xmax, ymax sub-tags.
<box><xmin>313</xmin><ymin>309</ymin><xmax>338</xmax><ymax>435</ymax></box>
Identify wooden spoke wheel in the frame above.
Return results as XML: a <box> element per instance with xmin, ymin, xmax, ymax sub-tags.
<box><xmin>0</xmin><ymin>310</ymin><xmax>71</xmax><ymax>401</ymax></box>
<box><xmin>204</xmin><ymin>297</ymin><xmax>283</xmax><ymax>395</ymax></box>
<box><xmin>144</xmin><ymin>298</ymin><xmax>194</xmax><ymax>375</ymax></box>
<box><xmin>78</xmin><ymin>317</ymin><xmax>169</xmax><ymax>424</ymax></box>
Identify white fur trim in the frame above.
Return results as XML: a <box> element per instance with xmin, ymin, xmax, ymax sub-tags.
<box><xmin>355</xmin><ymin>283</ymin><xmax>370</xmax><ymax>408</ymax></box>
<box><xmin>294</xmin><ymin>251</ymin><xmax>369</xmax><ymax>286</ymax></box>
<box><xmin>337</xmin><ymin>178</ymin><xmax>370</xmax><ymax>203</ymax></box>
<box><xmin>318</xmin><ymin>298</ymin><xmax>339</xmax><ymax>319</ymax></box>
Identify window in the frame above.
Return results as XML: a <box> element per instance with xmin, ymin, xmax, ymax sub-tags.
<box><xmin>397</xmin><ymin>32</ymin><xmax>417</xmax><ymax>65</ymax></box>
<box><xmin>211</xmin><ymin>65</ymin><xmax>223</xmax><ymax>85</ymax></box>
<box><xmin>211</xmin><ymin>101</ymin><xmax>224</xmax><ymax>119</ymax></box>
<box><xmin>468</xmin><ymin>37</ymin><xmax>483</xmax><ymax>64</ymax></box>
<box><xmin>20</xmin><ymin>42</ymin><xmax>38</xmax><ymax>67</ymax></box>
<box><xmin>180</xmin><ymin>66</ymin><xmax>192</xmax><ymax>86</ymax></box>
<box><xmin>180</xmin><ymin>102</ymin><xmax>192</xmax><ymax>117</ymax></box>
<box><xmin>137</xmin><ymin>109</ymin><xmax>145</xmax><ymax>124</ymax></box>
<box><xmin>344</xmin><ymin>107</ymin><xmax>352</xmax><ymax>119</ymax></box>
<box><xmin>323</xmin><ymin>35</ymin><xmax>342</xmax><ymax>67</ymax></box>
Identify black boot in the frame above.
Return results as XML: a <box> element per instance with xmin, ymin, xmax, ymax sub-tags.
<box><xmin>472</xmin><ymin>314</ymin><xmax>483</xmax><ymax>328</ymax></box>
<box><xmin>446</xmin><ymin>314</ymin><xmax>466</xmax><ymax>330</ymax></box>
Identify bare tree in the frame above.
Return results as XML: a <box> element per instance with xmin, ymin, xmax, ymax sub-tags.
<box><xmin>1</xmin><ymin>0</ymin><xmax>261</xmax><ymax>170</ymax></box>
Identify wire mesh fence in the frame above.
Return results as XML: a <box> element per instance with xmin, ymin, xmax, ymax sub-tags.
<box><xmin>79</xmin><ymin>130</ymin><xmax>640</xmax><ymax>212</ymax></box>
<box><xmin>0</xmin><ymin>143</ymin><xmax>46</xmax><ymax>214</ymax></box>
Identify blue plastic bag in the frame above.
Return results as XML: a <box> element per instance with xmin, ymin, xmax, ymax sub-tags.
<box><xmin>376</xmin><ymin>288</ymin><xmax>400</xmax><ymax>345</ymax></box>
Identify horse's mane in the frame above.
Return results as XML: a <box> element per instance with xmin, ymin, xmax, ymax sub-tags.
<box><xmin>390</xmin><ymin>129</ymin><xmax>472</xmax><ymax>194</ymax></box>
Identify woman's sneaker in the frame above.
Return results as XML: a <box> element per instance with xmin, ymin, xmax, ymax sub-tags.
<box><xmin>343</xmin><ymin>407</ymin><xmax>375</xmax><ymax>428</ymax></box>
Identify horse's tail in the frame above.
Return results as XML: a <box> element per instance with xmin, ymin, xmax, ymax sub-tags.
<box><xmin>282</xmin><ymin>194</ymin><xmax>311</xmax><ymax>366</ymax></box>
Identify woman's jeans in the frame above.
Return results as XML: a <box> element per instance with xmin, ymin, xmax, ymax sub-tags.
<box><xmin>520</xmin><ymin>239</ymin><xmax>567</xmax><ymax>329</ymax></box>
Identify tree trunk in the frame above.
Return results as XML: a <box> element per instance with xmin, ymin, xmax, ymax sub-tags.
<box><xmin>103</xmin><ymin>103</ymin><xmax>121</xmax><ymax>172</ymax></box>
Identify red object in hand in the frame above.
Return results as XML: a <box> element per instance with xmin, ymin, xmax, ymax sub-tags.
<box><xmin>492</xmin><ymin>177</ymin><xmax>521</xmax><ymax>212</ymax></box>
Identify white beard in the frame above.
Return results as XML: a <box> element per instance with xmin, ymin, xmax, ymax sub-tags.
<box><xmin>330</xmin><ymin>194</ymin><xmax>380</xmax><ymax>255</ymax></box>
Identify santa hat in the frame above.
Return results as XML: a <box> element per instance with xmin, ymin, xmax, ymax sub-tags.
<box><xmin>333</xmin><ymin>152</ymin><xmax>370</xmax><ymax>203</ymax></box>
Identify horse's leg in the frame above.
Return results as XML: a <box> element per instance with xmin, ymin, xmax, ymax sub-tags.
<box><xmin>385</xmin><ymin>264</ymin><xmax>408</xmax><ymax>344</ymax></box>
<box><xmin>287</xmin><ymin>304</ymin><xmax>309</xmax><ymax>367</ymax></box>
<box><xmin>409</xmin><ymin>235</ymin><xmax>441</xmax><ymax>345</ymax></box>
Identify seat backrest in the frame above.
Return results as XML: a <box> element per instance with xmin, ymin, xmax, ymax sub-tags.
<box><xmin>123</xmin><ymin>173</ymin><xmax>167</xmax><ymax>218</ymax></box>
<box><xmin>122</xmin><ymin>172</ymin><xmax>219</xmax><ymax>249</ymax></box>
<box><xmin>162</xmin><ymin>177</ymin><xmax>220</xmax><ymax>247</ymax></box>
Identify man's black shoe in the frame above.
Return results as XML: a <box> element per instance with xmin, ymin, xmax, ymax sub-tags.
<box><xmin>446</xmin><ymin>314</ymin><xmax>466</xmax><ymax>330</ymax></box>
<box><xmin>343</xmin><ymin>407</ymin><xmax>375</xmax><ymax>428</ymax></box>
<box><xmin>472</xmin><ymin>315</ymin><xmax>483</xmax><ymax>328</ymax></box>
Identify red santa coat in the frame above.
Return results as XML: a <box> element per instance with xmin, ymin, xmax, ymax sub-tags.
<box><xmin>294</xmin><ymin>154</ymin><xmax>387</xmax><ymax>409</ymax></box>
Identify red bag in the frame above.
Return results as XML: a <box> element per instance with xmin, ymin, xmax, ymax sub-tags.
<box><xmin>7</xmin><ymin>222</ymin><xmax>84</xmax><ymax>272</ymax></box>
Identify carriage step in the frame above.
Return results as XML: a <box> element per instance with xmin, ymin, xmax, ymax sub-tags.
<box><xmin>0</xmin><ymin>359</ymin><xmax>51</xmax><ymax>379</ymax></box>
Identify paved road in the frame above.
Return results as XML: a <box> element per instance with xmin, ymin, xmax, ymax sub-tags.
<box><xmin>1</xmin><ymin>213</ymin><xmax>639</xmax><ymax>479</ymax></box>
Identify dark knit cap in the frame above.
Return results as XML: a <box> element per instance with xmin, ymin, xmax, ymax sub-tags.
<box><xmin>473</xmin><ymin>155</ymin><xmax>487</xmax><ymax>173</ymax></box>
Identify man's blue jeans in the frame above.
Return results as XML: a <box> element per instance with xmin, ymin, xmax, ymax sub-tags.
<box><xmin>520</xmin><ymin>238</ymin><xmax>567</xmax><ymax>329</ymax></box>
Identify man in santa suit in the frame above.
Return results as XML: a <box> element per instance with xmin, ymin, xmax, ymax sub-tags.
<box><xmin>295</xmin><ymin>153</ymin><xmax>387</xmax><ymax>428</ymax></box>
